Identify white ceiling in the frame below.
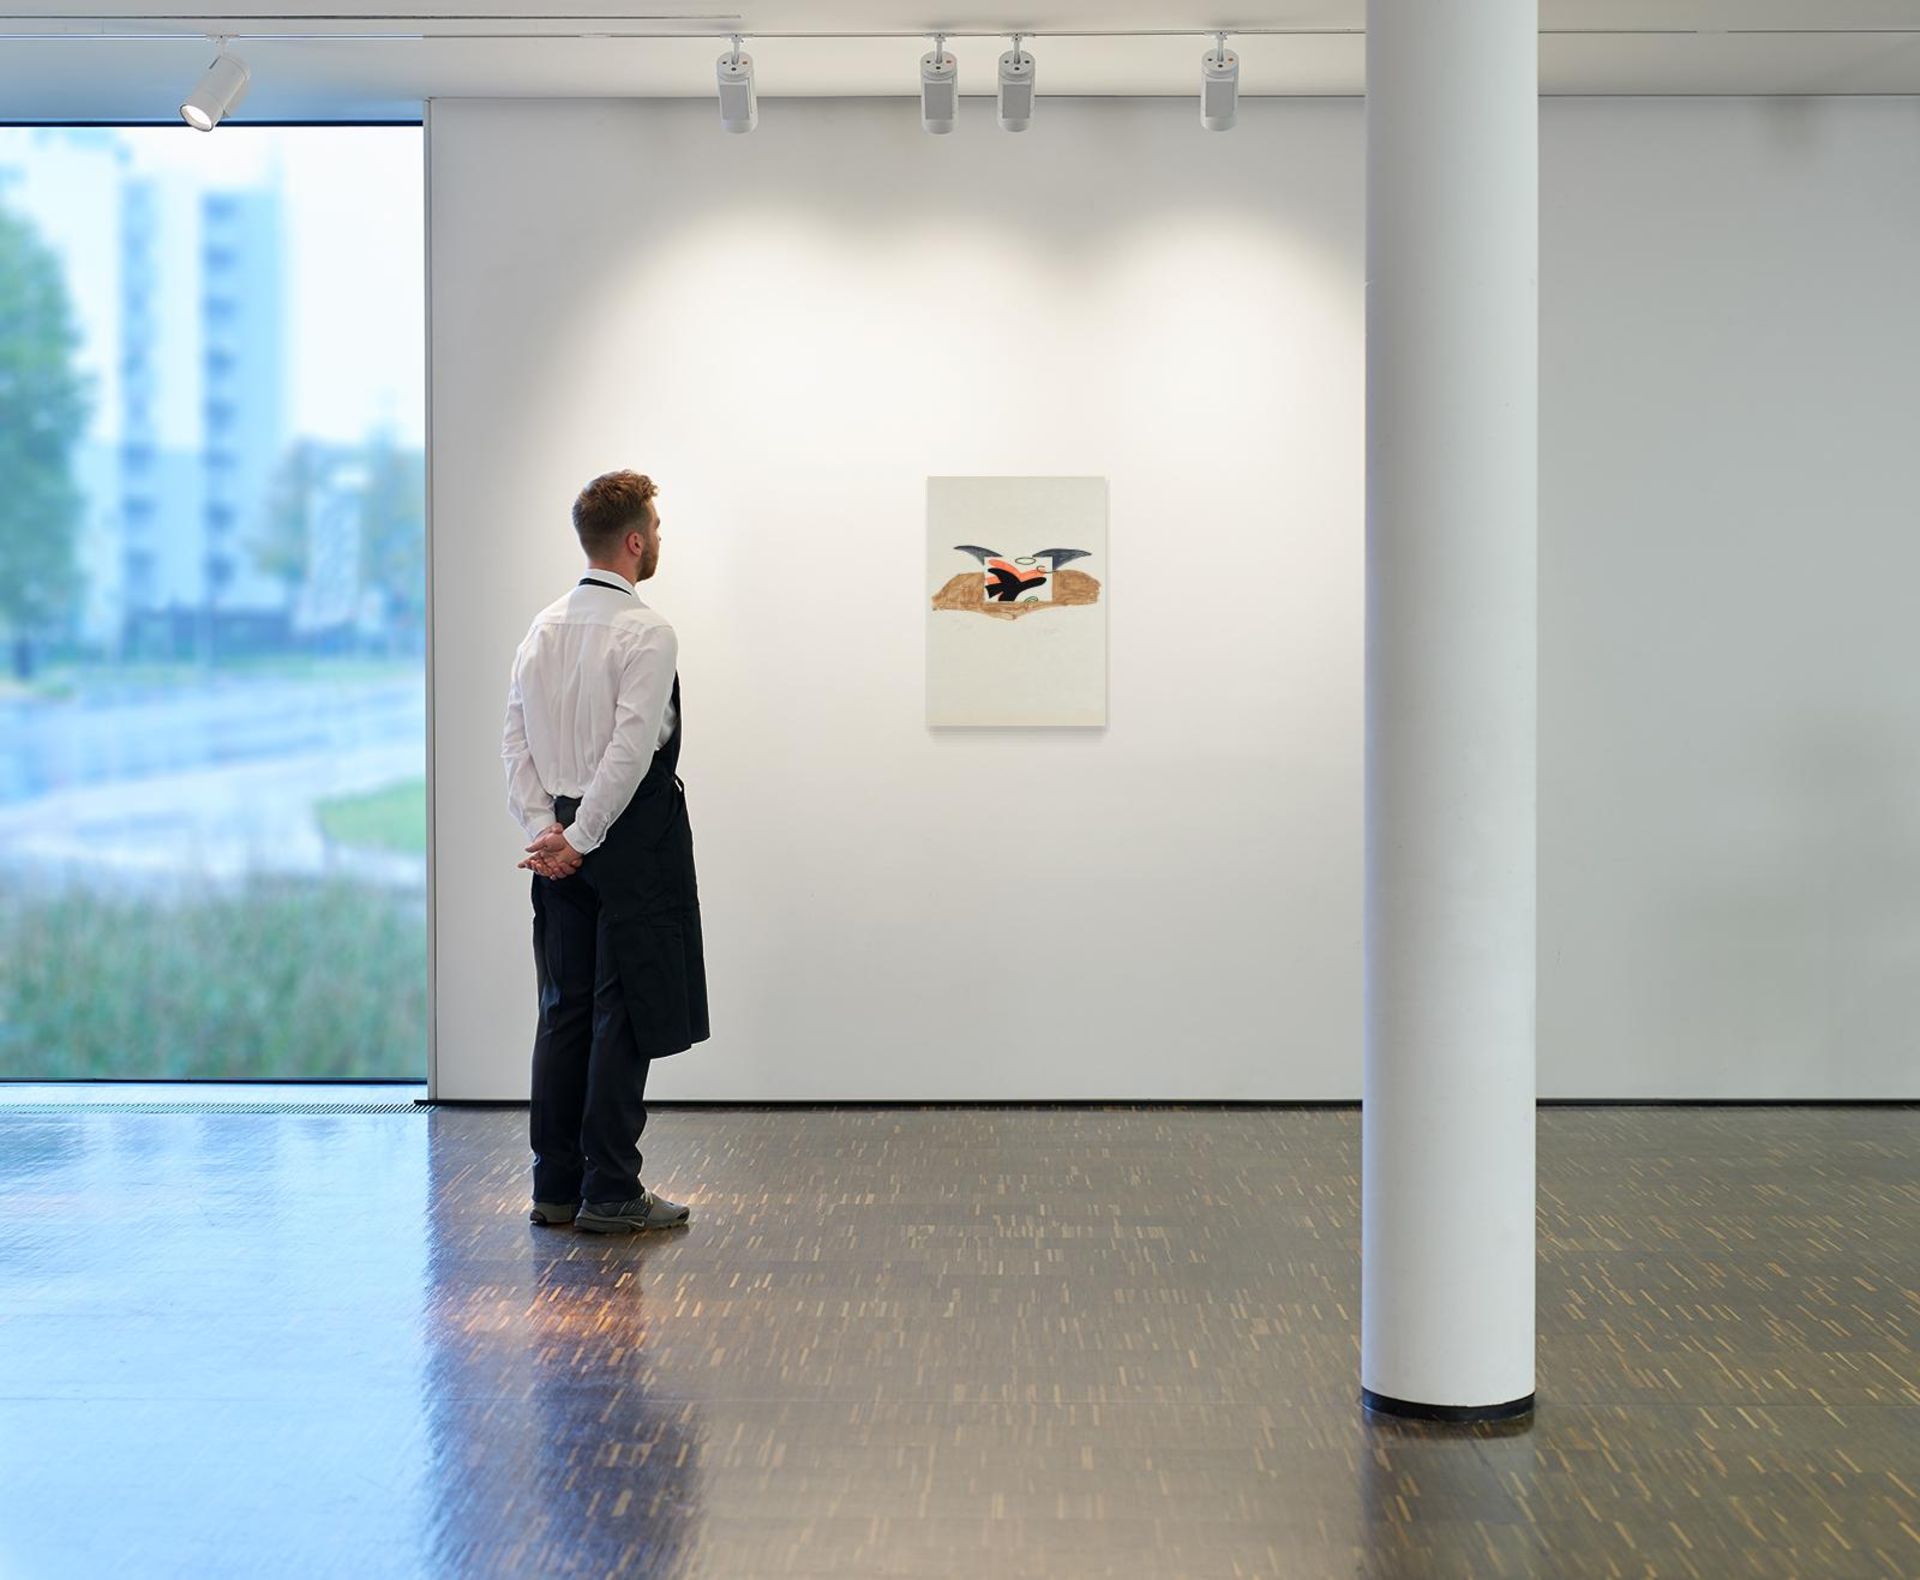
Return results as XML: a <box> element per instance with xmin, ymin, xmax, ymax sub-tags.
<box><xmin>2</xmin><ymin>0</ymin><xmax>1919</xmax><ymax>121</ymax></box>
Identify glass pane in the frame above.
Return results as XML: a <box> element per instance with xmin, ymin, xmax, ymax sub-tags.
<box><xmin>0</xmin><ymin>126</ymin><xmax>426</xmax><ymax>1079</ymax></box>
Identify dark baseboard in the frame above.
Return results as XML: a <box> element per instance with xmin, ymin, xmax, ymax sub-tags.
<box><xmin>417</xmin><ymin>1096</ymin><xmax>1917</xmax><ymax>1110</ymax></box>
<box><xmin>1363</xmin><ymin>1389</ymin><xmax>1536</xmax><ymax>1424</ymax></box>
<box><xmin>416</xmin><ymin>1097</ymin><xmax>526</xmax><ymax>1109</ymax></box>
<box><xmin>1542</xmin><ymin>1097</ymin><xmax>1918</xmax><ymax>1108</ymax></box>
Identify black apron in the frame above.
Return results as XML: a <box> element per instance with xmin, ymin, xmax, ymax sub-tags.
<box><xmin>584</xmin><ymin>668</ymin><xmax>710</xmax><ymax>1059</ymax></box>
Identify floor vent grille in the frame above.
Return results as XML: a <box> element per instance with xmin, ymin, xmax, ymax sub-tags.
<box><xmin>0</xmin><ymin>1101</ymin><xmax>424</xmax><ymax>1116</ymax></box>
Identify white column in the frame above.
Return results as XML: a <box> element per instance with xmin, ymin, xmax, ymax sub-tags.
<box><xmin>1362</xmin><ymin>0</ymin><xmax>1539</xmax><ymax>1420</ymax></box>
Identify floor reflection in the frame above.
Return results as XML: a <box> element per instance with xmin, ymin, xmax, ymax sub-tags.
<box><xmin>0</xmin><ymin>1105</ymin><xmax>433</xmax><ymax>1578</ymax></box>
<box><xmin>421</xmin><ymin>1109</ymin><xmax>704</xmax><ymax>1578</ymax></box>
<box><xmin>1357</xmin><ymin>1411</ymin><xmax>1541</xmax><ymax>1577</ymax></box>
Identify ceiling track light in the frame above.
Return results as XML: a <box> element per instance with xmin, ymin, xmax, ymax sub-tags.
<box><xmin>1201</xmin><ymin>31</ymin><xmax>1238</xmax><ymax>131</ymax></box>
<box><xmin>180</xmin><ymin>38</ymin><xmax>250</xmax><ymax>131</ymax></box>
<box><xmin>920</xmin><ymin>32</ymin><xmax>957</xmax><ymax>135</ymax></box>
<box><xmin>997</xmin><ymin>33</ymin><xmax>1035</xmax><ymax>132</ymax></box>
<box><xmin>716</xmin><ymin>31</ymin><xmax>756</xmax><ymax>132</ymax></box>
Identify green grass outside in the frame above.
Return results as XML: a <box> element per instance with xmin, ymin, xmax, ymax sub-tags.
<box><xmin>0</xmin><ymin>878</ymin><xmax>428</xmax><ymax>1079</ymax></box>
<box><xmin>316</xmin><ymin>778</ymin><xmax>428</xmax><ymax>855</ymax></box>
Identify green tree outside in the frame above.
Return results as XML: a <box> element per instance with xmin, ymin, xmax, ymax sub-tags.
<box><xmin>0</xmin><ymin>198</ymin><xmax>93</xmax><ymax>680</ymax></box>
<box><xmin>361</xmin><ymin>428</ymin><xmax>426</xmax><ymax>648</ymax></box>
<box><xmin>257</xmin><ymin>426</ymin><xmax>424</xmax><ymax>652</ymax></box>
<box><xmin>257</xmin><ymin>435</ymin><xmax>332</xmax><ymax>594</ymax></box>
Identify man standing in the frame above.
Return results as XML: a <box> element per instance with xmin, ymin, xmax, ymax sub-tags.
<box><xmin>501</xmin><ymin>469</ymin><xmax>709</xmax><ymax>1233</ymax></box>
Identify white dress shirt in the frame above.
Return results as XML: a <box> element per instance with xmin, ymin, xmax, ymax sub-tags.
<box><xmin>501</xmin><ymin>568</ymin><xmax>679</xmax><ymax>856</ymax></box>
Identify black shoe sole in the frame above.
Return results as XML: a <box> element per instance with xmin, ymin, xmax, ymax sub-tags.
<box><xmin>575</xmin><ymin>1211</ymin><xmax>690</xmax><ymax>1234</ymax></box>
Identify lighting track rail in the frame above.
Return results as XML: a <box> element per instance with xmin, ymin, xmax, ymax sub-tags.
<box><xmin>17</xmin><ymin>17</ymin><xmax>1917</xmax><ymax>132</ymax></box>
<box><xmin>4</xmin><ymin>19</ymin><xmax>1920</xmax><ymax>42</ymax></box>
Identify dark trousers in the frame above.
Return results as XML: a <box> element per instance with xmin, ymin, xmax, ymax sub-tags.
<box><xmin>529</xmin><ymin>868</ymin><xmax>652</xmax><ymax>1205</ymax></box>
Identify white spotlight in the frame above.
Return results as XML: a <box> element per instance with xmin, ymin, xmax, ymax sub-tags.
<box><xmin>1201</xmin><ymin>33</ymin><xmax>1238</xmax><ymax>131</ymax></box>
<box><xmin>920</xmin><ymin>35</ymin><xmax>958</xmax><ymax>135</ymax></box>
<box><xmin>997</xmin><ymin>35</ymin><xmax>1035</xmax><ymax>132</ymax></box>
<box><xmin>180</xmin><ymin>43</ymin><xmax>250</xmax><ymax>132</ymax></box>
<box><xmin>717</xmin><ymin>35</ymin><xmax>757</xmax><ymax>133</ymax></box>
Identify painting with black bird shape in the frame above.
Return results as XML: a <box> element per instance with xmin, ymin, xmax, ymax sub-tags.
<box><xmin>926</xmin><ymin>476</ymin><xmax>1107</xmax><ymax>727</ymax></box>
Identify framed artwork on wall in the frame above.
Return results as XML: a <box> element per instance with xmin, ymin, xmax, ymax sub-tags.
<box><xmin>925</xmin><ymin>476</ymin><xmax>1108</xmax><ymax>727</ymax></box>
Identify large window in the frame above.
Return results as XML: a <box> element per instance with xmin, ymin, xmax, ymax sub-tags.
<box><xmin>0</xmin><ymin>126</ymin><xmax>425</xmax><ymax>1079</ymax></box>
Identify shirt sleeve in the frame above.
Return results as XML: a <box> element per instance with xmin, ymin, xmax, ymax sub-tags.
<box><xmin>500</xmin><ymin>653</ymin><xmax>554</xmax><ymax>842</ymax></box>
<box><xmin>565</xmin><ymin>622</ymin><xmax>678</xmax><ymax>856</ymax></box>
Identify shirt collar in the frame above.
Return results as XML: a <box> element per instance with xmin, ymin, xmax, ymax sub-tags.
<box><xmin>579</xmin><ymin>568</ymin><xmax>636</xmax><ymax>595</ymax></box>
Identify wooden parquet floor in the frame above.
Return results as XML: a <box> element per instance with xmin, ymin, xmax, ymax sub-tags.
<box><xmin>0</xmin><ymin>1102</ymin><xmax>1913</xmax><ymax>1578</ymax></box>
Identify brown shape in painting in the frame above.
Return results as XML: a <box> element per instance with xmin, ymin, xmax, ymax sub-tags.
<box><xmin>931</xmin><ymin>568</ymin><xmax>1102</xmax><ymax>621</ymax></box>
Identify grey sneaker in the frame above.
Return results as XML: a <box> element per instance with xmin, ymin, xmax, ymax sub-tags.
<box><xmin>529</xmin><ymin>1201</ymin><xmax>577</xmax><ymax>1226</ymax></box>
<box><xmin>575</xmin><ymin>1186</ymin><xmax>691</xmax><ymax>1233</ymax></box>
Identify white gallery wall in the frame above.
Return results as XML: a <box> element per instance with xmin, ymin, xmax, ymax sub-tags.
<box><xmin>429</xmin><ymin>94</ymin><xmax>1920</xmax><ymax>1101</ymax></box>
<box><xmin>428</xmin><ymin>95</ymin><xmax>1366</xmax><ymax>1101</ymax></box>
<box><xmin>1542</xmin><ymin>98</ymin><xmax>1920</xmax><ymax>1099</ymax></box>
